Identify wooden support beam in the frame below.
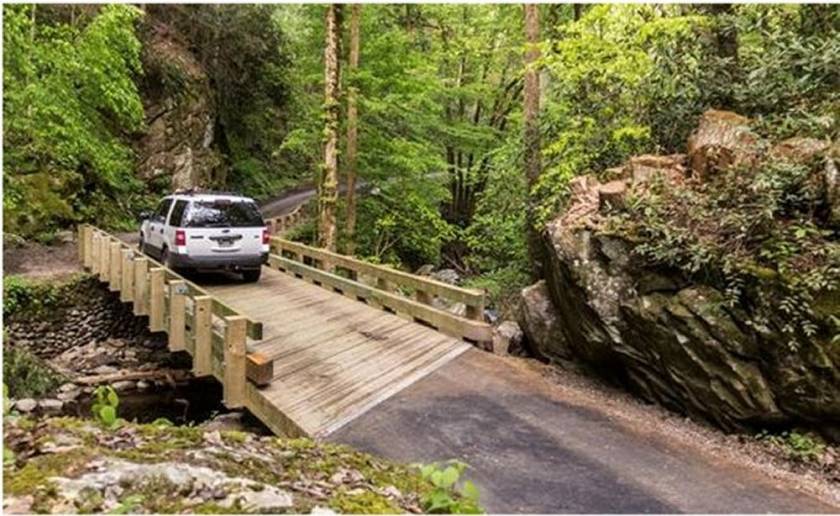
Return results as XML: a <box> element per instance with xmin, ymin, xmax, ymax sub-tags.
<box><xmin>120</xmin><ymin>249</ymin><xmax>135</xmax><ymax>303</ymax></box>
<box><xmin>109</xmin><ymin>241</ymin><xmax>122</xmax><ymax>291</ymax></box>
<box><xmin>193</xmin><ymin>295</ymin><xmax>213</xmax><ymax>377</ymax></box>
<box><xmin>148</xmin><ymin>267</ymin><xmax>165</xmax><ymax>332</ymax></box>
<box><xmin>133</xmin><ymin>258</ymin><xmax>149</xmax><ymax>316</ymax></box>
<box><xmin>223</xmin><ymin>315</ymin><xmax>247</xmax><ymax>408</ymax></box>
<box><xmin>168</xmin><ymin>280</ymin><xmax>187</xmax><ymax>351</ymax></box>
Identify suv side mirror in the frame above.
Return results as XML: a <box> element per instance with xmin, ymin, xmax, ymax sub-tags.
<box><xmin>138</xmin><ymin>210</ymin><xmax>152</xmax><ymax>222</ymax></box>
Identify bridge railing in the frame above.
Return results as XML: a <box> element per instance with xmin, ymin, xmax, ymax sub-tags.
<box><xmin>77</xmin><ymin>225</ymin><xmax>273</xmax><ymax>408</ymax></box>
<box><xmin>268</xmin><ymin>237</ymin><xmax>492</xmax><ymax>344</ymax></box>
<box><xmin>264</xmin><ymin>204</ymin><xmax>305</xmax><ymax>236</ymax></box>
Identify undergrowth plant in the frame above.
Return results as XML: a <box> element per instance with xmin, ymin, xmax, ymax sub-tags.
<box><xmin>91</xmin><ymin>386</ymin><xmax>121</xmax><ymax>429</ymax></box>
<box><xmin>757</xmin><ymin>429</ymin><xmax>826</xmax><ymax>463</ymax></box>
<box><xmin>417</xmin><ymin>460</ymin><xmax>483</xmax><ymax>514</ymax></box>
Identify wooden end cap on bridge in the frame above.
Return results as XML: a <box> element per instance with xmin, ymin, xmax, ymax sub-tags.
<box><xmin>246</xmin><ymin>352</ymin><xmax>274</xmax><ymax>387</ymax></box>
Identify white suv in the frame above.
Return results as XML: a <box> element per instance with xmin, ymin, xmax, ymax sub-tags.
<box><xmin>139</xmin><ymin>191</ymin><xmax>270</xmax><ymax>282</ymax></box>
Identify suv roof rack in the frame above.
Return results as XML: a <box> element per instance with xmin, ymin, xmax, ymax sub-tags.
<box><xmin>173</xmin><ymin>188</ymin><xmax>245</xmax><ymax>197</ymax></box>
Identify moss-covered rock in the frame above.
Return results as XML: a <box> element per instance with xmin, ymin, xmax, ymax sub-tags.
<box><xmin>3</xmin><ymin>416</ymin><xmax>432</xmax><ymax>514</ymax></box>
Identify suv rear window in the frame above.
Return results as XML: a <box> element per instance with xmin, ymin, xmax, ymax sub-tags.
<box><xmin>184</xmin><ymin>200</ymin><xmax>264</xmax><ymax>228</ymax></box>
<box><xmin>168</xmin><ymin>200</ymin><xmax>189</xmax><ymax>227</ymax></box>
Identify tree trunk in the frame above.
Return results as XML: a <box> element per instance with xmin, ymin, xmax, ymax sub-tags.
<box><xmin>523</xmin><ymin>4</ymin><xmax>543</xmax><ymax>279</ymax></box>
<box><xmin>319</xmin><ymin>4</ymin><xmax>342</xmax><ymax>251</ymax></box>
<box><xmin>344</xmin><ymin>4</ymin><xmax>361</xmax><ymax>255</ymax></box>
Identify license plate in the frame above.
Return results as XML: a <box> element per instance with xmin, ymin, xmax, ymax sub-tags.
<box><xmin>218</xmin><ymin>239</ymin><xmax>234</xmax><ymax>248</ymax></box>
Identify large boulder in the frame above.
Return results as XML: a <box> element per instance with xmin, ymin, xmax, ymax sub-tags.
<box><xmin>527</xmin><ymin>112</ymin><xmax>839</xmax><ymax>434</ymax></box>
<box><xmin>536</xmin><ymin>215</ymin><xmax>839</xmax><ymax>431</ymax></box>
<box><xmin>687</xmin><ymin>110</ymin><xmax>762</xmax><ymax>179</ymax></box>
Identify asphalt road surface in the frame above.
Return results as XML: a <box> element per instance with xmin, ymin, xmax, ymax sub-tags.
<box><xmin>331</xmin><ymin>349</ymin><xmax>837</xmax><ymax>514</ymax></box>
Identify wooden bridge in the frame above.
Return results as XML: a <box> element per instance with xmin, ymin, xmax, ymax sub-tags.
<box><xmin>77</xmin><ymin>220</ymin><xmax>491</xmax><ymax>437</ymax></box>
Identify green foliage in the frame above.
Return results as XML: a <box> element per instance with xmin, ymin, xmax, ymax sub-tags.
<box><xmin>757</xmin><ymin>429</ymin><xmax>827</xmax><ymax>463</ymax></box>
<box><xmin>418</xmin><ymin>461</ymin><xmax>483</xmax><ymax>514</ymax></box>
<box><xmin>91</xmin><ymin>386</ymin><xmax>121</xmax><ymax>428</ymax></box>
<box><xmin>3</xmin><ymin>347</ymin><xmax>65</xmax><ymax>399</ymax></box>
<box><xmin>3</xmin><ymin>4</ymin><xmax>145</xmax><ymax>237</ymax></box>
<box><xmin>3</xmin><ymin>274</ymin><xmax>86</xmax><ymax>319</ymax></box>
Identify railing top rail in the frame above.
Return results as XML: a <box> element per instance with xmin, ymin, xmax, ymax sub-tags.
<box><xmin>265</xmin><ymin>203</ymin><xmax>304</xmax><ymax>224</ymax></box>
<box><xmin>85</xmin><ymin>224</ymin><xmax>263</xmax><ymax>340</ymax></box>
<box><xmin>270</xmin><ymin>237</ymin><xmax>485</xmax><ymax>307</ymax></box>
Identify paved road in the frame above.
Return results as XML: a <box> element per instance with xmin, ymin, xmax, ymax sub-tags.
<box><xmin>331</xmin><ymin>349</ymin><xmax>837</xmax><ymax>513</ymax></box>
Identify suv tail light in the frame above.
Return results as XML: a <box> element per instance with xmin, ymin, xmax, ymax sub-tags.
<box><xmin>262</xmin><ymin>228</ymin><xmax>270</xmax><ymax>245</ymax></box>
<box><xmin>175</xmin><ymin>229</ymin><xmax>186</xmax><ymax>246</ymax></box>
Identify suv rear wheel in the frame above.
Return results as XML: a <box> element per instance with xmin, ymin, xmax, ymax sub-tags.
<box><xmin>242</xmin><ymin>269</ymin><xmax>261</xmax><ymax>283</ymax></box>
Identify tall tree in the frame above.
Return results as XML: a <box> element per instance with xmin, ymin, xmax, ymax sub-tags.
<box><xmin>344</xmin><ymin>4</ymin><xmax>361</xmax><ymax>255</ymax></box>
<box><xmin>319</xmin><ymin>4</ymin><xmax>342</xmax><ymax>251</ymax></box>
<box><xmin>523</xmin><ymin>4</ymin><xmax>542</xmax><ymax>278</ymax></box>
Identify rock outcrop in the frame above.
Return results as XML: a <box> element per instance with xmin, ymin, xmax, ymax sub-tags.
<box><xmin>520</xmin><ymin>110</ymin><xmax>840</xmax><ymax>434</ymax></box>
<box><xmin>134</xmin><ymin>19</ymin><xmax>221</xmax><ymax>190</ymax></box>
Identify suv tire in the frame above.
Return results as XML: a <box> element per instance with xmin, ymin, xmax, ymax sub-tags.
<box><xmin>242</xmin><ymin>269</ymin><xmax>261</xmax><ymax>283</ymax></box>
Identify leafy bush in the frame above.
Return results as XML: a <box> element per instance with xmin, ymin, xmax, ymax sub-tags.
<box><xmin>3</xmin><ymin>347</ymin><xmax>65</xmax><ymax>399</ymax></box>
<box><xmin>3</xmin><ymin>274</ymin><xmax>77</xmax><ymax>318</ymax></box>
<box><xmin>418</xmin><ymin>461</ymin><xmax>482</xmax><ymax>514</ymax></box>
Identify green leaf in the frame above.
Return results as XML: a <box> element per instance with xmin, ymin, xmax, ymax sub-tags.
<box><xmin>462</xmin><ymin>480</ymin><xmax>480</xmax><ymax>501</ymax></box>
<box><xmin>440</xmin><ymin>466</ymin><xmax>459</xmax><ymax>488</ymax></box>
<box><xmin>99</xmin><ymin>405</ymin><xmax>117</xmax><ymax>426</ymax></box>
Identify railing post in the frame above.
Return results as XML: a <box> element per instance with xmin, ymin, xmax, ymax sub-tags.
<box><xmin>90</xmin><ymin>231</ymin><xmax>100</xmax><ymax>275</ymax></box>
<box><xmin>120</xmin><ymin>249</ymin><xmax>135</xmax><ymax>303</ymax></box>
<box><xmin>77</xmin><ymin>225</ymin><xmax>85</xmax><ymax>263</ymax></box>
<box><xmin>82</xmin><ymin>226</ymin><xmax>93</xmax><ymax>269</ymax></box>
<box><xmin>466</xmin><ymin>299</ymin><xmax>485</xmax><ymax>321</ymax></box>
<box><xmin>223</xmin><ymin>315</ymin><xmax>247</xmax><ymax>408</ymax></box>
<box><xmin>99</xmin><ymin>235</ymin><xmax>110</xmax><ymax>281</ymax></box>
<box><xmin>193</xmin><ymin>296</ymin><xmax>212</xmax><ymax>377</ymax></box>
<box><xmin>148</xmin><ymin>267</ymin><xmax>165</xmax><ymax>332</ymax></box>
<box><xmin>109</xmin><ymin>241</ymin><xmax>122</xmax><ymax>291</ymax></box>
<box><xmin>133</xmin><ymin>258</ymin><xmax>149</xmax><ymax>316</ymax></box>
<box><xmin>168</xmin><ymin>280</ymin><xmax>187</xmax><ymax>351</ymax></box>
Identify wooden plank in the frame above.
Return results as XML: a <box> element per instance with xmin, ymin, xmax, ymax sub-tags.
<box><xmin>83</xmin><ymin>226</ymin><xmax>93</xmax><ymax>268</ymax></box>
<box><xmin>193</xmin><ymin>295</ymin><xmax>213</xmax><ymax>376</ymax></box>
<box><xmin>149</xmin><ymin>268</ymin><xmax>166</xmax><ymax>332</ymax></box>
<box><xmin>245</xmin><ymin>384</ymin><xmax>309</xmax><ymax>437</ymax></box>
<box><xmin>168</xmin><ymin>280</ymin><xmax>187</xmax><ymax>351</ymax></box>
<box><xmin>223</xmin><ymin>316</ymin><xmax>247</xmax><ymax>408</ymax></box>
<box><xmin>319</xmin><ymin>343</ymin><xmax>469</xmax><ymax>436</ymax></box>
<box><xmin>109</xmin><ymin>241</ymin><xmax>122</xmax><ymax>292</ymax></box>
<box><xmin>133</xmin><ymin>258</ymin><xmax>149</xmax><ymax>316</ymax></box>
<box><xmin>120</xmin><ymin>249</ymin><xmax>135</xmax><ymax>303</ymax></box>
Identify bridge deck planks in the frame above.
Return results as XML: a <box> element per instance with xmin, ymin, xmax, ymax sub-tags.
<box><xmin>206</xmin><ymin>266</ymin><xmax>470</xmax><ymax>437</ymax></box>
